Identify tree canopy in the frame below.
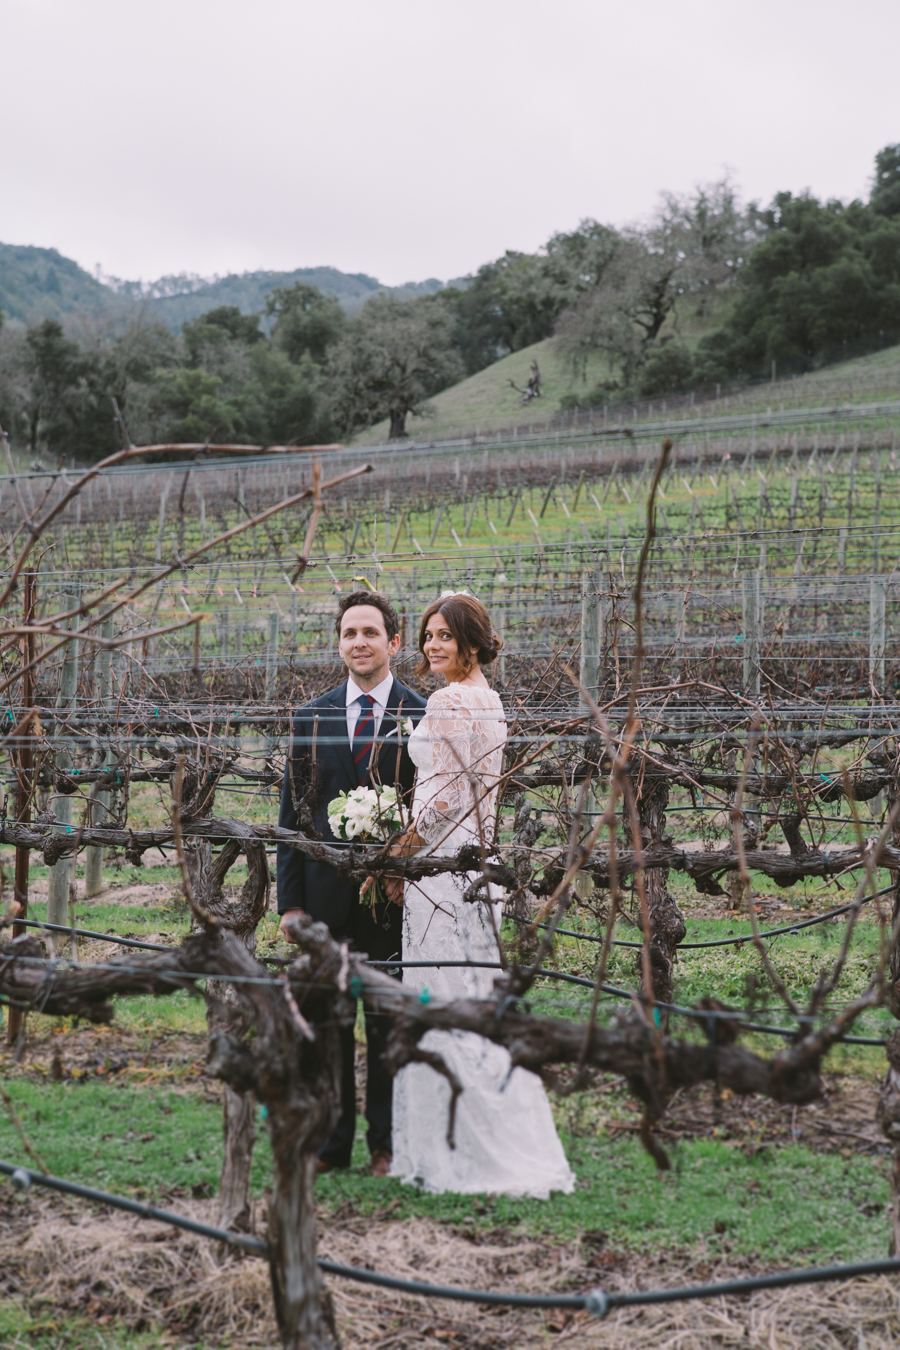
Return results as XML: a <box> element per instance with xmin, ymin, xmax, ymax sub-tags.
<box><xmin>266</xmin><ymin>283</ymin><xmax>345</xmax><ymax>365</ymax></box>
<box><xmin>694</xmin><ymin>187</ymin><xmax>900</xmax><ymax>381</ymax></box>
<box><xmin>3</xmin><ymin>145</ymin><xmax>900</xmax><ymax>458</ymax></box>
<box><xmin>326</xmin><ymin>294</ymin><xmax>463</xmax><ymax>440</ymax></box>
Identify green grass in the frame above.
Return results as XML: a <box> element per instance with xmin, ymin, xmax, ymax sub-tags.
<box><xmin>0</xmin><ymin>1080</ymin><xmax>272</xmax><ymax>1198</ymax></box>
<box><xmin>0</xmin><ymin>1299</ymin><xmax>193</xmax><ymax>1350</ymax></box>
<box><xmin>352</xmin><ymin>337</ymin><xmax>610</xmax><ymax>444</ymax></box>
<box><xmin>543</xmin><ymin>900</ymin><xmax>888</xmax><ymax>1011</ymax></box>
<box><xmin>88</xmin><ymin>989</ymin><xmax>208</xmax><ymax>1034</ymax></box>
<box><xmin>321</xmin><ymin>1130</ymin><xmax>891</xmax><ymax>1266</ymax></box>
<box><xmin>0</xmin><ymin>1077</ymin><xmax>889</xmax><ymax>1267</ymax></box>
<box><xmin>352</xmin><ymin>333</ymin><xmax>900</xmax><ymax>444</ymax></box>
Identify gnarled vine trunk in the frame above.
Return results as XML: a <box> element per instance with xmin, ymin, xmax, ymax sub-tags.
<box><xmin>634</xmin><ymin>772</ymin><xmax>685</xmax><ymax>1011</ymax></box>
<box><xmin>206</xmin><ymin>913</ymin><xmax>346</xmax><ymax>1350</ymax></box>
<box><xmin>185</xmin><ymin>823</ymin><xmax>270</xmax><ymax>1230</ymax></box>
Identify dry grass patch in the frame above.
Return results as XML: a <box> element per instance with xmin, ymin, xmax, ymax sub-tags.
<box><xmin>2</xmin><ymin>1192</ymin><xmax>900</xmax><ymax>1349</ymax></box>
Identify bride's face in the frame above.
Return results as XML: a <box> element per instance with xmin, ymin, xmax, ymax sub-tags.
<box><xmin>422</xmin><ymin>611</ymin><xmax>466</xmax><ymax>681</ymax></box>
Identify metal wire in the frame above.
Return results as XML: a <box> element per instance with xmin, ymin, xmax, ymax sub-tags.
<box><xmin>3</xmin><ymin>932</ymin><xmax>887</xmax><ymax>1042</ymax></box>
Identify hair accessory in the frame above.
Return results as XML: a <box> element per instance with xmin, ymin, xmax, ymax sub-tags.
<box><xmin>440</xmin><ymin>588</ymin><xmax>470</xmax><ymax>598</ymax></box>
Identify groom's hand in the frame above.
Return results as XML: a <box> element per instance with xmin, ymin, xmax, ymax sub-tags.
<box><xmin>279</xmin><ymin>909</ymin><xmax>306</xmax><ymax>943</ymax></box>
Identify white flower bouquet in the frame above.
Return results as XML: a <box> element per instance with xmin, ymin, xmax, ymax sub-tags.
<box><xmin>328</xmin><ymin>786</ymin><xmax>408</xmax><ymax>909</ymax></box>
<box><xmin>327</xmin><ymin>785</ymin><xmax>406</xmax><ymax>844</ymax></box>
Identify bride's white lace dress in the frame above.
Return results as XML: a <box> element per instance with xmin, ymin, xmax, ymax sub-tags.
<box><xmin>391</xmin><ymin>682</ymin><xmax>575</xmax><ymax>1198</ymax></box>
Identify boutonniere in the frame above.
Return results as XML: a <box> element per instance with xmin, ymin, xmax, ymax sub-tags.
<box><xmin>402</xmin><ymin>718</ymin><xmax>415</xmax><ymax>736</ymax></box>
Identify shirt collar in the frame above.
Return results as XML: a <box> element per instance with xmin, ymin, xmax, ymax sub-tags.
<box><xmin>346</xmin><ymin>671</ymin><xmax>394</xmax><ymax>709</ymax></box>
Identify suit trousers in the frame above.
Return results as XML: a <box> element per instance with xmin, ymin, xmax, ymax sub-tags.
<box><xmin>319</xmin><ymin>896</ymin><xmax>401</xmax><ymax>1167</ymax></box>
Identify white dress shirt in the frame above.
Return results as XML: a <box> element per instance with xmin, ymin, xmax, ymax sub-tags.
<box><xmin>346</xmin><ymin>671</ymin><xmax>395</xmax><ymax>744</ymax></box>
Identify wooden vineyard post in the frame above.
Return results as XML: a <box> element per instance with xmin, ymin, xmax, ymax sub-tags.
<box><xmin>579</xmin><ymin>565</ymin><xmax>604</xmax><ymax>705</ymax></box>
<box><xmin>741</xmin><ymin>570</ymin><xmax>763</xmax><ymax>698</ymax></box>
<box><xmin>84</xmin><ymin>616</ymin><xmax>113</xmax><ymax>898</ymax></box>
<box><xmin>741</xmin><ymin>569</ymin><xmax>764</xmax><ymax>846</ymax></box>
<box><xmin>870</xmin><ymin>575</ymin><xmax>886</xmax><ymax>690</ymax></box>
<box><xmin>266</xmin><ymin>611</ymin><xmax>280</xmax><ymax>762</ymax></box>
<box><xmin>874</xmin><ymin>453</ymin><xmax>882</xmax><ymax>571</ymax></box>
<box><xmin>47</xmin><ymin>582</ymin><xmax>80</xmax><ymax>928</ymax></box>
<box><xmin>576</xmin><ymin>566</ymin><xmax>604</xmax><ymax>903</ymax></box>
<box><xmin>496</xmin><ymin>603</ymin><xmax>507</xmax><ymax>686</ymax></box>
<box><xmin>8</xmin><ymin>571</ymin><xmax>36</xmax><ymax>1044</ymax></box>
<box><xmin>266</xmin><ymin>611</ymin><xmax>280</xmax><ymax>701</ymax></box>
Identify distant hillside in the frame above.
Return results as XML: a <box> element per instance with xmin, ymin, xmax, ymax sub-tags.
<box><xmin>353</xmin><ymin>334</ymin><xmax>900</xmax><ymax>445</ymax></box>
<box><xmin>140</xmin><ymin>269</ymin><xmax>447</xmax><ymax>327</ymax></box>
<box><xmin>351</xmin><ymin>295</ymin><xmax>737</xmax><ymax>444</ymax></box>
<box><xmin>352</xmin><ymin>337</ymin><xmax>613</xmax><ymax>444</ymax></box>
<box><xmin>0</xmin><ymin>242</ymin><xmax>455</xmax><ymax>329</ymax></box>
<box><xmin>0</xmin><ymin>244</ymin><xmax>131</xmax><ymax>323</ymax></box>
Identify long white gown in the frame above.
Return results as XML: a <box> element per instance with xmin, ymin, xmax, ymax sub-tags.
<box><xmin>391</xmin><ymin>682</ymin><xmax>575</xmax><ymax>1198</ymax></box>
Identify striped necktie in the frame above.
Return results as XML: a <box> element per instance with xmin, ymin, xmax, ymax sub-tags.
<box><xmin>352</xmin><ymin>694</ymin><xmax>376</xmax><ymax>785</ymax></box>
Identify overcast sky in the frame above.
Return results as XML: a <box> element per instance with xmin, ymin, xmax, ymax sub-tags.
<box><xmin>2</xmin><ymin>0</ymin><xmax>898</xmax><ymax>288</ymax></box>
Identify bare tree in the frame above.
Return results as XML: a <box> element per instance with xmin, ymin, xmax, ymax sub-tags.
<box><xmin>557</xmin><ymin>179</ymin><xmax>757</xmax><ymax>389</ymax></box>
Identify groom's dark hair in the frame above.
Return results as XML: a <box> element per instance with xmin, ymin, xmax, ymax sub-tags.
<box><xmin>334</xmin><ymin>590</ymin><xmax>400</xmax><ymax>642</ymax></box>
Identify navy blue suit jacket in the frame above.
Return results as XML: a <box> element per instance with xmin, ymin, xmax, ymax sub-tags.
<box><xmin>276</xmin><ymin>676</ymin><xmax>427</xmax><ymax>934</ymax></box>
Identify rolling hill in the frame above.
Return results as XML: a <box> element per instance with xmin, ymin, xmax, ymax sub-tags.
<box><xmin>0</xmin><ymin>244</ymin><xmax>131</xmax><ymax>324</ymax></box>
<box><xmin>0</xmin><ymin>242</ymin><xmax>454</xmax><ymax>328</ymax></box>
<box><xmin>352</xmin><ymin>334</ymin><xmax>900</xmax><ymax>446</ymax></box>
<box><xmin>352</xmin><ymin>337</ymin><xmax>614</xmax><ymax>444</ymax></box>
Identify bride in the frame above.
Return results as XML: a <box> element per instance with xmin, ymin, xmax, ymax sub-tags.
<box><xmin>384</xmin><ymin>591</ymin><xmax>574</xmax><ymax>1198</ymax></box>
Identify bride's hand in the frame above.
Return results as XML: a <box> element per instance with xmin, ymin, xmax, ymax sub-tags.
<box><xmin>383</xmin><ymin>873</ymin><xmax>405</xmax><ymax>906</ymax></box>
<box><xmin>360</xmin><ymin>869</ymin><xmax>403</xmax><ymax>906</ymax></box>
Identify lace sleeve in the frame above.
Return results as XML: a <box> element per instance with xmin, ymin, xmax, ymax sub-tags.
<box><xmin>414</xmin><ymin>686</ymin><xmax>476</xmax><ymax>844</ymax></box>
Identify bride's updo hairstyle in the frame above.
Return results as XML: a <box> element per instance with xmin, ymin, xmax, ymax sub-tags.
<box><xmin>416</xmin><ymin>593</ymin><xmax>503</xmax><ymax>678</ymax></box>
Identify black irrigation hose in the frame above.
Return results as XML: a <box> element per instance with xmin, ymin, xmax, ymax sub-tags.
<box><xmin>0</xmin><ymin>1161</ymin><xmax>267</xmax><ymax>1255</ymax></box>
<box><xmin>513</xmin><ymin>881</ymin><xmax>896</xmax><ymax>952</ymax></box>
<box><xmin>12</xmin><ymin>917</ymin><xmax>171</xmax><ymax>952</ymax></box>
<box><xmin>5</xmin><ymin>1162</ymin><xmax>900</xmax><ymax>1317</ymax></box>
<box><xmin>0</xmin><ymin>1163</ymin><xmax>593</xmax><ymax>1311</ymax></box>
<box><xmin>600</xmin><ymin>1257</ymin><xmax>900</xmax><ymax>1315</ymax></box>
<box><xmin>22</xmin><ymin>876</ymin><xmax>893</xmax><ymax>966</ymax></box>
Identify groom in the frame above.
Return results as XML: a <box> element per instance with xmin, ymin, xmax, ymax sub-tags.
<box><xmin>276</xmin><ymin>590</ymin><xmax>426</xmax><ymax>1176</ymax></box>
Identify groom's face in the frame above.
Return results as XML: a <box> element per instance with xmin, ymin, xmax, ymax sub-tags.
<box><xmin>338</xmin><ymin>605</ymin><xmax>400</xmax><ymax>684</ymax></box>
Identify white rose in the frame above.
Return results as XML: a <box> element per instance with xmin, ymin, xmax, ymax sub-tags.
<box><xmin>403</xmin><ymin>718</ymin><xmax>414</xmax><ymax>736</ymax></box>
<box><xmin>343</xmin><ymin>818</ymin><xmax>362</xmax><ymax>839</ymax></box>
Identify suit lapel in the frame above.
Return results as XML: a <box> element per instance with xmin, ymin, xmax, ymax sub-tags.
<box><xmin>374</xmin><ymin>678</ymin><xmax>408</xmax><ymax>787</ymax></box>
<box><xmin>325</xmin><ymin>683</ymin><xmax>356</xmax><ymax>785</ymax></box>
